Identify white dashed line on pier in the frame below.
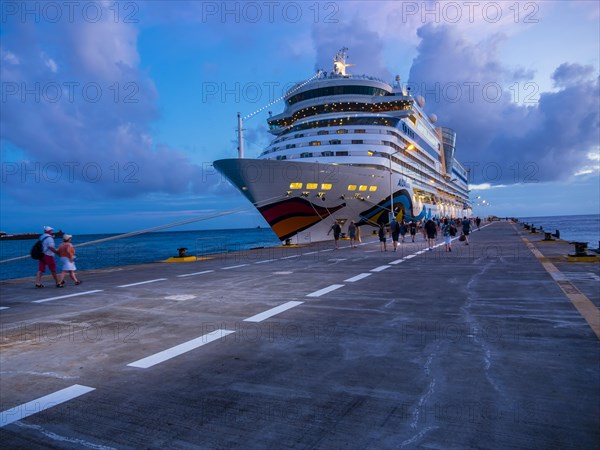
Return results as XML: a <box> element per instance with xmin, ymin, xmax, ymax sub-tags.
<box><xmin>222</xmin><ymin>264</ymin><xmax>249</xmax><ymax>270</ymax></box>
<box><xmin>127</xmin><ymin>329</ymin><xmax>235</xmax><ymax>369</ymax></box>
<box><xmin>244</xmin><ymin>301</ymin><xmax>304</xmax><ymax>323</ymax></box>
<box><xmin>344</xmin><ymin>273</ymin><xmax>372</xmax><ymax>282</ymax></box>
<box><xmin>176</xmin><ymin>270</ymin><xmax>214</xmax><ymax>278</ymax></box>
<box><xmin>306</xmin><ymin>284</ymin><xmax>344</xmax><ymax>297</ymax></box>
<box><xmin>389</xmin><ymin>259</ymin><xmax>404</xmax><ymax>265</ymax></box>
<box><xmin>33</xmin><ymin>290</ymin><xmax>104</xmax><ymax>304</ymax></box>
<box><xmin>371</xmin><ymin>265</ymin><xmax>391</xmax><ymax>272</ymax></box>
<box><xmin>118</xmin><ymin>279</ymin><xmax>167</xmax><ymax>288</ymax></box>
<box><xmin>0</xmin><ymin>307</ymin><xmax>10</xmax><ymax>310</ymax></box>
<box><xmin>405</xmin><ymin>254</ymin><xmax>416</xmax><ymax>259</ymax></box>
<box><xmin>254</xmin><ymin>260</ymin><xmax>274</xmax><ymax>264</ymax></box>
<box><xmin>0</xmin><ymin>384</ymin><xmax>95</xmax><ymax>427</ymax></box>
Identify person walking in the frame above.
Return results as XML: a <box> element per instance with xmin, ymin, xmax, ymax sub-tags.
<box><xmin>442</xmin><ymin>218</ymin><xmax>453</xmax><ymax>252</ymax></box>
<box><xmin>35</xmin><ymin>226</ymin><xmax>62</xmax><ymax>288</ymax></box>
<box><xmin>424</xmin><ymin>218</ymin><xmax>437</xmax><ymax>251</ymax></box>
<box><xmin>348</xmin><ymin>221</ymin><xmax>357</xmax><ymax>248</ymax></box>
<box><xmin>58</xmin><ymin>234</ymin><xmax>81</xmax><ymax>286</ymax></box>
<box><xmin>328</xmin><ymin>221</ymin><xmax>342</xmax><ymax>249</ymax></box>
<box><xmin>462</xmin><ymin>217</ymin><xmax>472</xmax><ymax>245</ymax></box>
<box><xmin>378</xmin><ymin>222</ymin><xmax>387</xmax><ymax>251</ymax></box>
<box><xmin>409</xmin><ymin>220</ymin><xmax>417</xmax><ymax>242</ymax></box>
<box><xmin>390</xmin><ymin>218</ymin><xmax>400</xmax><ymax>251</ymax></box>
<box><xmin>399</xmin><ymin>219</ymin><xmax>407</xmax><ymax>243</ymax></box>
<box><xmin>476</xmin><ymin>216</ymin><xmax>481</xmax><ymax>230</ymax></box>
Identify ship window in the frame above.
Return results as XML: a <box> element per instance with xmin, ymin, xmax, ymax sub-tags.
<box><xmin>321</xmin><ymin>183</ymin><xmax>332</xmax><ymax>190</ymax></box>
<box><xmin>295</xmin><ymin>133</ymin><xmax>304</xmax><ymax>138</ymax></box>
<box><xmin>336</xmin><ymin>151</ymin><xmax>348</xmax><ymax>156</ymax></box>
<box><xmin>329</xmin><ymin>139</ymin><xmax>341</xmax><ymax>145</ymax></box>
<box><xmin>276</xmin><ymin>155</ymin><xmax>287</xmax><ymax>160</ymax></box>
<box><xmin>336</xmin><ymin>129</ymin><xmax>348</xmax><ymax>134</ymax></box>
<box><xmin>355</xmin><ymin>129</ymin><xmax>366</xmax><ymax>133</ymax></box>
<box><xmin>300</xmin><ymin>152</ymin><xmax>313</xmax><ymax>158</ymax></box>
<box><xmin>286</xmin><ymin>144</ymin><xmax>296</xmax><ymax>149</ymax></box>
<box><xmin>347</xmin><ymin>185</ymin><xmax>357</xmax><ymax>191</ymax></box>
<box><xmin>359</xmin><ymin>185</ymin><xmax>368</xmax><ymax>191</ymax></box>
<box><xmin>321</xmin><ymin>151</ymin><xmax>333</xmax><ymax>157</ymax></box>
<box><xmin>306</xmin><ymin>183</ymin><xmax>318</xmax><ymax>189</ymax></box>
<box><xmin>352</xmin><ymin>140</ymin><xmax>363</xmax><ymax>144</ymax></box>
<box><xmin>289</xmin><ymin>182</ymin><xmax>303</xmax><ymax>189</ymax></box>
<box><xmin>317</xmin><ymin>130</ymin><xmax>329</xmax><ymax>135</ymax></box>
<box><xmin>309</xmin><ymin>141</ymin><xmax>321</xmax><ymax>146</ymax></box>
<box><xmin>369</xmin><ymin>186</ymin><xmax>378</xmax><ymax>192</ymax></box>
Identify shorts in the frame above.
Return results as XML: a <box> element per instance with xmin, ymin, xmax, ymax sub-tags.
<box><xmin>379</xmin><ymin>237</ymin><xmax>386</xmax><ymax>242</ymax></box>
<box><xmin>444</xmin><ymin>236</ymin><xmax>452</xmax><ymax>245</ymax></box>
<box><xmin>38</xmin><ymin>254</ymin><xmax>57</xmax><ymax>273</ymax></box>
<box><xmin>427</xmin><ymin>232</ymin><xmax>436</xmax><ymax>239</ymax></box>
<box><xmin>463</xmin><ymin>230</ymin><xmax>470</xmax><ymax>236</ymax></box>
<box><xmin>391</xmin><ymin>232</ymin><xmax>400</xmax><ymax>242</ymax></box>
<box><xmin>60</xmin><ymin>256</ymin><xmax>77</xmax><ymax>271</ymax></box>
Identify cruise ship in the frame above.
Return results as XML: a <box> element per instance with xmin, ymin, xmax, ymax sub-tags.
<box><xmin>214</xmin><ymin>49</ymin><xmax>471</xmax><ymax>244</ymax></box>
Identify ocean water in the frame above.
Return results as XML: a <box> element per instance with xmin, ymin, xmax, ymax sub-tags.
<box><xmin>0</xmin><ymin>228</ymin><xmax>280</xmax><ymax>281</ymax></box>
<box><xmin>518</xmin><ymin>214</ymin><xmax>599</xmax><ymax>248</ymax></box>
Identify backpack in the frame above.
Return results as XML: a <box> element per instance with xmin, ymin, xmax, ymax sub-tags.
<box><xmin>31</xmin><ymin>236</ymin><xmax>49</xmax><ymax>260</ymax></box>
<box><xmin>449</xmin><ymin>225</ymin><xmax>457</xmax><ymax>237</ymax></box>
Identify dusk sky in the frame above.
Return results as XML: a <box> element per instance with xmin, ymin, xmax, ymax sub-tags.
<box><xmin>1</xmin><ymin>1</ymin><xmax>599</xmax><ymax>234</ymax></box>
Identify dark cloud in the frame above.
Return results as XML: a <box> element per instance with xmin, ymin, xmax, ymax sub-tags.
<box><xmin>408</xmin><ymin>24</ymin><xmax>599</xmax><ymax>185</ymax></box>
<box><xmin>0</xmin><ymin>6</ymin><xmax>207</xmax><ymax>202</ymax></box>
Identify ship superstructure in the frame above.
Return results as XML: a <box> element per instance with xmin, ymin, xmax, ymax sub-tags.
<box><xmin>215</xmin><ymin>49</ymin><xmax>471</xmax><ymax>243</ymax></box>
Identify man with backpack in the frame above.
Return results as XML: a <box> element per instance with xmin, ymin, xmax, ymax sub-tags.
<box><xmin>34</xmin><ymin>226</ymin><xmax>62</xmax><ymax>288</ymax></box>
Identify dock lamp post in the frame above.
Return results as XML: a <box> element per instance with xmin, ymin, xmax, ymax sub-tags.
<box><xmin>388</xmin><ymin>144</ymin><xmax>414</xmax><ymax>223</ymax></box>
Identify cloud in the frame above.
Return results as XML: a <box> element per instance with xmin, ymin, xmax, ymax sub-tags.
<box><xmin>0</xmin><ymin>4</ymin><xmax>209</xmax><ymax>203</ymax></box>
<box><xmin>407</xmin><ymin>24</ymin><xmax>599</xmax><ymax>185</ymax></box>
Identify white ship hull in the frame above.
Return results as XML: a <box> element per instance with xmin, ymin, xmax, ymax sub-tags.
<box><xmin>214</xmin><ymin>158</ymin><xmax>466</xmax><ymax>244</ymax></box>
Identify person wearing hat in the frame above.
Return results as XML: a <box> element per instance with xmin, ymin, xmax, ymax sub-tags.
<box><xmin>35</xmin><ymin>226</ymin><xmax>62</xmax><ymax>288</ymax></box>
<box><xmin>57</xmin><ymin>234</ymin><xmax>81</xmax><ymax>286</ymax></box>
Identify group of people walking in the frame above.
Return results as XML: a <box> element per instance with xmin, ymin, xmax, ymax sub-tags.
<box><xmin>331</xmin><ymin>217</ymin><xmax>481</xmax><ymax>252</ymax></box>
<box><xmin>35</xmin><ymin>226</ymin><xmax>81</xmax><ymax>288</ymax></box>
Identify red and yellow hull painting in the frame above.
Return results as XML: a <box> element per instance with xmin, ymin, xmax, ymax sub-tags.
<box><xmin>258</xmin><ymin>197</ymin><xmax>346</xmax><ymax>241</ymax></box>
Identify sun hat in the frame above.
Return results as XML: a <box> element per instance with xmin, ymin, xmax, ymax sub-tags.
<box><xmin>43</xmin><ymin>226</ymin><xmax>53</xmax><ymax>232</ymax></box>
<box><xmin>63</xmin><ymin>234</ymin><xmax>73</xmax><ymax>241</ymax></box>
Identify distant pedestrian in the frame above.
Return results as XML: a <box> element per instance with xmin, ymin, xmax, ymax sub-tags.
<box><xmin>58</xmin><ymin>234</ymin><xmax>81</xmax><ymax>286</ymax></box>
<box><xmin>35</xmin><ymin>226</ymin><xmax>62</xmax><ymax>288</ymax></box>
<box><xmin>442</xmin><ymin>218</ymin><xmax>453</xmax><ymax>252</ymax></box>
<box><xmin>348</xmin><ymin>221</ymin><xmax>357</xmax><ymax>248</ymax></box>
<box><xmin>390</xmin><ymin>218</ymin><xmax>400</xmax><ymax>251</ymax></box>
<box><xmin>400</xmin><ymin>220</ymin><xmax>407</xmax><ymax>243</ymax></box>
<box><xmin>462</xmin><ymin>217</ymin><xmax>471</xmax><ymax>245</ymax></box>
<box><xmin>378</xmin><ymin>223</ymin><xmax>387</xmax><ymax>251</ymax></box>
<box><xmin>328</xmin><ymin>222</ymin><xmax>342</xmax><ymax>249</ymax></box>
<box><xmin>425</xmin><ymin>219</ymin><xmax>437</xmax><ymax>251</ymax></box>
<box><xmin>476</xmin><ymin>217</ymin><xmax>481</xmax><ymax>230</ymax></box>
<box><xmin>409</xmin><ymin>221</ymin><xmax>417</xmax><ymax>242</ymax></box>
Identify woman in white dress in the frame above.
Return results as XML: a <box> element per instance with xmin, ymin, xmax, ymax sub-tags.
<box><xmin>58</xmin><ymin>234</ymin><xmax>81</xmax><ymax>285</ymax></box>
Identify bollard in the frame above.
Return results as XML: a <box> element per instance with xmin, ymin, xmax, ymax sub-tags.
<box><xmin>570</xmin><ymin>242</ymin><xmax>588</xmax><ymax>257</ymax></box>
<box><xmin>543</xmin><ymin>232</ymin><xmax>554</xmax><ymax>241</ymax></box>
<box><xmin>285</xmin><ymin>238</ymin><xmax>291</xmax><ymax>246</ymax></box>
<box><xmin>524</xmin><ymin>224</ymin><xmax>531</xmax><ymax>230</ymax></box>
<box><xmin>177</xmin><ymin>247</ymin><xmax>188</xmax><ymax>257</ymax></box>
<box><xmin>553</xmin><ymin>229</ymin><xmax>560</xmax><ymax>239</ymax></box>
<box><xmin>531</xmin><ymin>227</ymin><xmax>537</xmax><ymax>233</ymax></box>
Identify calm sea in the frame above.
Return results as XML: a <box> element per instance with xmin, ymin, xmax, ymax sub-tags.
<box><xmin>518</xmin><ymin>214</ymin><xmax>599</xmax><ymax>248</ymax></box>
<box><xmin>0</xmin><ymin>228</ymin><xmax>280</xmax><ymax>281</ymax></box>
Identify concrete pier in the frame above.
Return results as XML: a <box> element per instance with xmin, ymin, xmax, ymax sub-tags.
<box><xmin>1</xmin><ymin>221</ymin><xmax>598</xmax><ymax>448</ymax></box>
